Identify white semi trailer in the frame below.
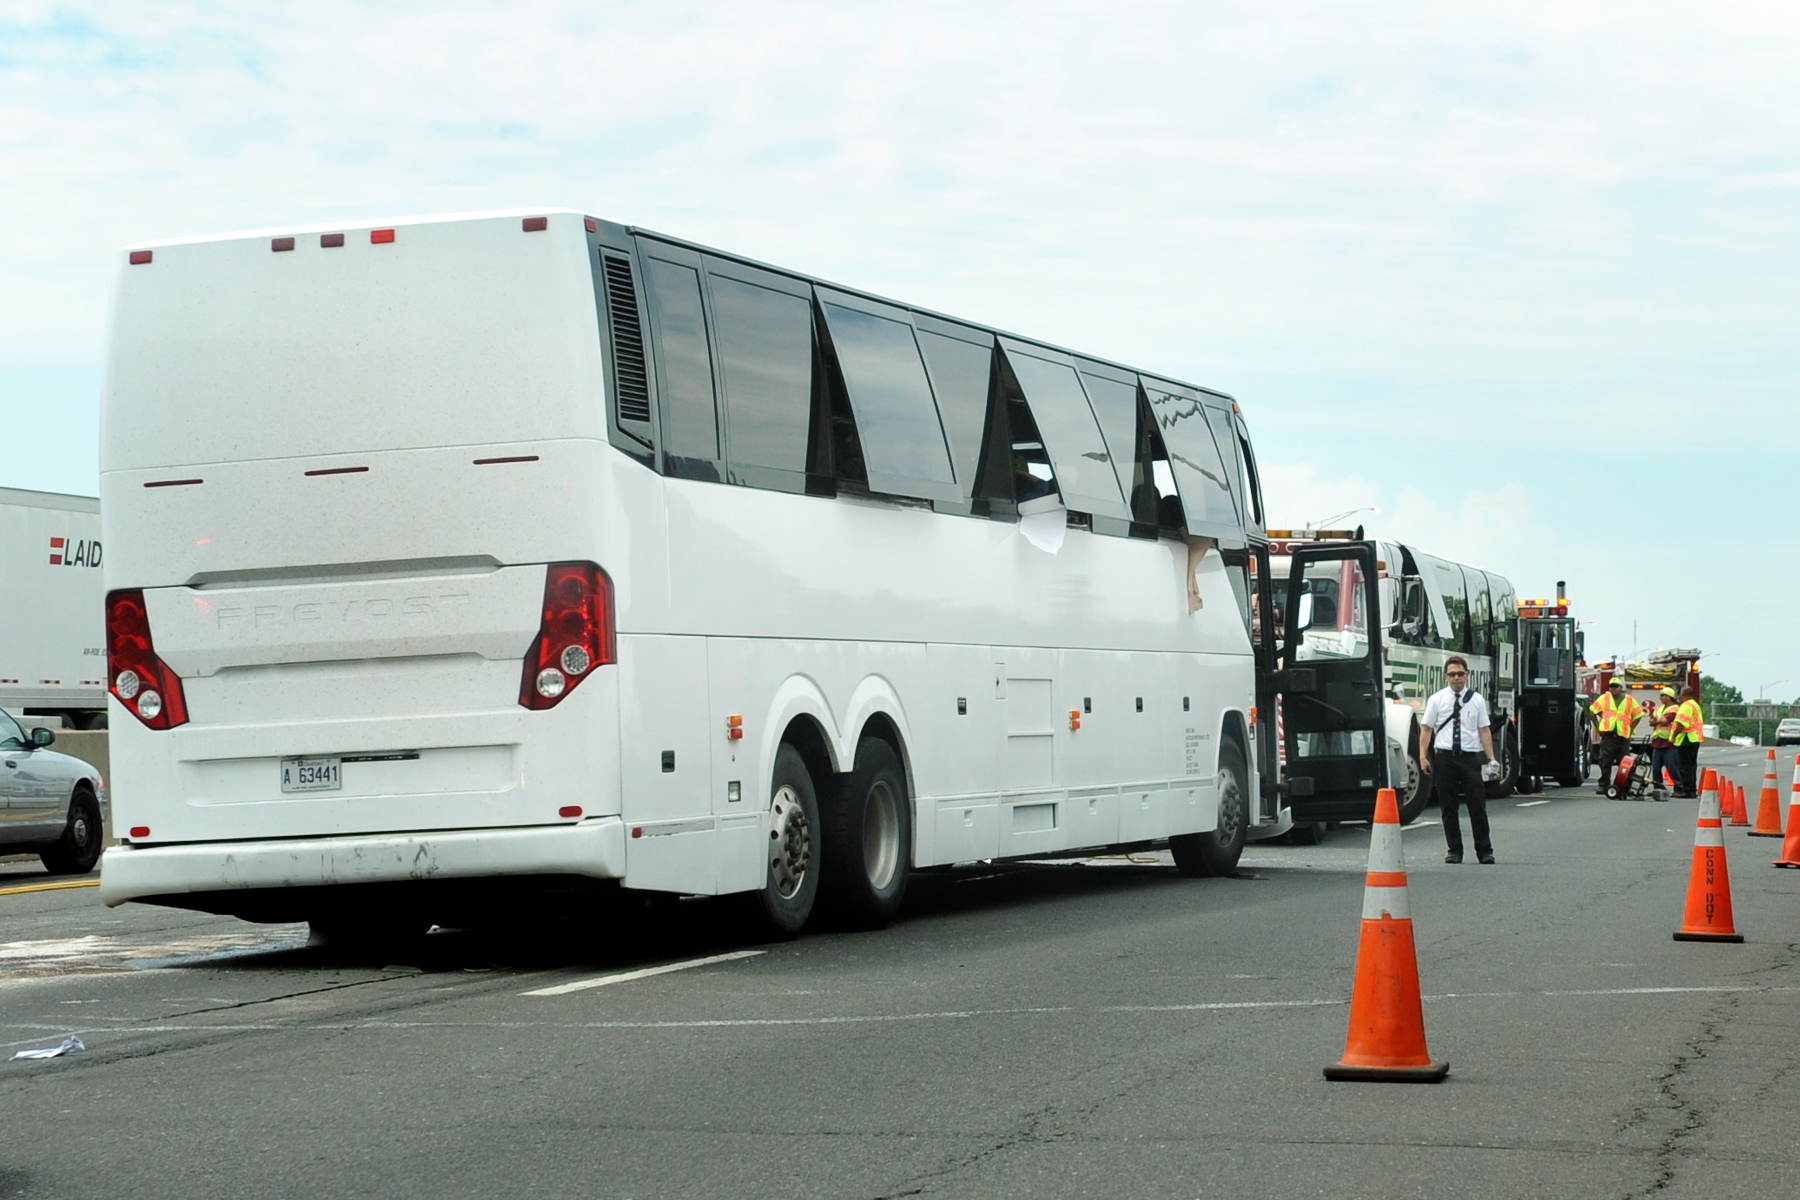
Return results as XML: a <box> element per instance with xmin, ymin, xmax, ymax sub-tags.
<box><xmin>0</xmin><ymin>487</ymin><xmax>108</xmax><ymax>728</ymax></box>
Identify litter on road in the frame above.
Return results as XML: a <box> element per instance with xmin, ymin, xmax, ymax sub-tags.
<box><xmin>11</xmin><ymin>1035</ymin><xmax>84</xmax><ymax>1061</ymax></box>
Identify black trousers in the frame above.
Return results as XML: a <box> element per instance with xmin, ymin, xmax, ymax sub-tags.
<box><xmin>1595</xmin><ymin>732</ymin><xmax>1630</xmax><ymax>789</ymax></box>
<box><xmin>1677</xmin><ymin>742</ymin><xmax>1701</xmax><ymax>796</ymax></box>
<box><xmin>1433</xmin><ymin>749</ymin><xmax>1490</xmax><ymax>857</ymax></box>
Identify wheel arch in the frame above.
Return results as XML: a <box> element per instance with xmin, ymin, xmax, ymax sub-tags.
<box><xmin>841</xmin><ymin>675</ymin><xmax>917</xmax><ymax>797</ymax></box>
<box><xmin>761</xmin><ymin>674</ymin><xmax>842</xmax><ymax>807</ymax></box>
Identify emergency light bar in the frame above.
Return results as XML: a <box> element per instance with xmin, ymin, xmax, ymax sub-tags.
<box><xmin>1517</xmin><ymin>598</ymin><xmax>1569</xmax><ymax>617</ymax></box>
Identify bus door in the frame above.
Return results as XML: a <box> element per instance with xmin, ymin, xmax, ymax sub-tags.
<box><xmin>1279</xmin><ymin>542</ymin><xmax>1387</xmax><ymax>819</ymax></box>
<box><xmin>1249</xmin><ymin>541</ymin><xmax>1280</xmax><ymax>822</ymax></box>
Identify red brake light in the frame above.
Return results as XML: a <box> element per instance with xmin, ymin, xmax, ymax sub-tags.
<box><xmin>519</xmin><ymin>563</ymin><xmax>615</xmax><ymax>710</ymax></box>
<box><xmin>105</xmin><ymin>590</ymin><xmax>188</xmax><ymax>730</ymax></box>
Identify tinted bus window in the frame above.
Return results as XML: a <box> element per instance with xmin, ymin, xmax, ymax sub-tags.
<box><xmin>1234</xmin><ymin>415</ymin><xmax>1264</xmax><ymax>529</ymax></box>
<box><xmin>819</xmin><ymin>299</ymin><xmax>955</xmax><ymax>495</ymax></box>
<box><xmin>643</xmin><ymin>257</ymin><xmax>719</xmax><ymax>463</ymax></box>
<box><xmin>1077</xmin><ymin>365</ymin><xmax>1143</xmax><ymax>510</ymax></box>
<box><xmin>1141</xmin><ymin>378</ymin><xmax>1240</xmax><ymax>540</ymax></box>
<box><xmin>915</xmin><ymin>325</ymin><xmax>993</xmax><ymax>496</ymax></box>
<box><xmin>1463</xmin><ymin>565</ymin><xmax>1492</xmax><ymax>655</ymax></box>
<box><xmin>708</xmin><ymin>270</ymin><xmax>815</xmax><ymax>483</ymax></box>
<box><xmin>1001</xmin><ymin>344</ymin><xmax>1130</xmax><ymax>520</ymax></box>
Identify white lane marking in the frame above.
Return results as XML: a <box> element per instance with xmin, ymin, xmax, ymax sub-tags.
<box><xmin>15</xmin><ymin>983</ymin><xmax>1790</xmax><ymax>1043</ymax></box>
<box><xmin>520</xmin><ymin>950</ymin><xmax>765</xmax><ymax>997</ymax></box>
<box><xmin>1516</xmin><ymin>800</ymin><xmax>1551</xmax><ymax>808</ymax></box>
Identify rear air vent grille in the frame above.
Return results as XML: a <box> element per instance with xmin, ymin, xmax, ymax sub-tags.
<box><xmin>602</xmin><ymin>255</ymin><xmax>652</xmax><ymax>424</ymax></box>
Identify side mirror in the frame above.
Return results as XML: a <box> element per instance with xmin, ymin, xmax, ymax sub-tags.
<box><xmin>29</xmin><ymin>726</ymin><xmax>55</xmax><ymax>749</ymax></box>
<box><xmin>1294</xmin><ymin>591</ymin><xmax>1315</xmax><ymax>632</ymax></box>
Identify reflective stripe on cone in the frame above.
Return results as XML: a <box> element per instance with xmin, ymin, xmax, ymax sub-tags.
<box><xmin>1323</xmin><ymin>787</ymin><xmax>1448</xmax><ymax>1083</ymax></box>
<box><xmin>1749</xmin><ymin>748</ymin><xmax>1785</xmax><ymax>837</ymax></box>
<box><xmin>1775</xmin><ymin>756</ymin><xmax>1800</xmax><ymax>868</ymax></box>
<box><xmin>1674</xmin><ymin>769</ymin><xmax>1744</xmax><ymax>943</ymax></box>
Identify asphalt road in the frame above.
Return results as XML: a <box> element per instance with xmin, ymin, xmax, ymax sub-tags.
<box><xmin>2</xmin><ymin>744</ymin><xmax>1796</xmax><ymax>1200</ymax></box>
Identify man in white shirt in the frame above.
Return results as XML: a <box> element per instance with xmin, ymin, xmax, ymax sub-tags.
<box><xmin>1419</xmin><ymin>655</ymin><xmax>1500</xmax><ymax>864</ymax></box>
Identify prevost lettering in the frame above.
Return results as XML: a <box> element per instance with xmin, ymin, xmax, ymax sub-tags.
<box><xmin>214</xmin><ymin>593</ymin><xmax>473</xmax><ymax>629</ymax></box>
<box><xmin>48</xmin><ymin>536</ymin><xmax>103</xmax><ymax>568</ymax></box>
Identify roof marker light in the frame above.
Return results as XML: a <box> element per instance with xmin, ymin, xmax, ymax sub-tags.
<box><xmin>584</xmin><ymin>217</ymin><xmax>598</xmax><ymax>233</ymax></box>
<box><xmin>321</xmin><ymin>233</ymin><xmax>345</xmax><ymax>248</ymax></box>
<box><xmin>271</xmin><ymin>237</ymin><xmax>295</xmax><ymax>252</ymax></box>
<box><xmin>371</xmin><ymin>229</ymin><xmax>396</xmax><ymax>244</ymax></box>
<box><xmin>522</xmin><ymin>216</ymin><xmax>548</xmax><ymax>232</ymax></box>
<box><xmin>129</xmin><ymin>250</ymin><xmax>152</xmax><ymax>265</ymax></box>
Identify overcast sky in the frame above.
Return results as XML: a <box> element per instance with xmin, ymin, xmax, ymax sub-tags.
<box><xmin>3</xmin><ymin>1</ymin><xmax>1795</xmax><ymax>697</ymax></box>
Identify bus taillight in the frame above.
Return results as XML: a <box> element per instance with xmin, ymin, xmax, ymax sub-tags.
<box><xmin>519</xmin><ymin>562</ymin><xmax>616</xmax><ymax>710</ymax></box>
<box><xmin>105</xmin><ymin>590</ymin><xmax>189</xmax><ymax>730</ymax></box>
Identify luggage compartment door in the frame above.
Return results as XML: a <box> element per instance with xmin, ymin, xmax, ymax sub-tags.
<box><xmin>1280</xmin><ymin>542</ymin><xmax>1386</xmax><ymax>819</ymax></box>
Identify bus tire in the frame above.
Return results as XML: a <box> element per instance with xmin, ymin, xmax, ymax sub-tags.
<box><xmin>1484</xmin><ymin>723</ymin><xmax>1519</xmax><ymax>799</ymax></box>
<box><xmin>1172</xmin><ymin>737</ymin><xmax>1248</xmax><ymax>877</ymax></box>
<box><xmin>39</xmin><ymin>786</ymin><xmax>102</xmax><ymax>876</ymax></box>
<box><xmin>1397</xmin><ymin>719</ymin><xmax>1430</xmax><ymax>825</ymax></box>
<box><xmin>750</xmin><ymin>744</ymin><xmax>823</xmax><ymax>937</ymax></box>
<box><xmin>820</xmin><ymin>737</ymin><xmax>911</xmax><ymax>930</ymax></box>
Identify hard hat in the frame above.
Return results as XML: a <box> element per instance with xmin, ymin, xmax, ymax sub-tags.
<box><xmin>1608</xmin><ymin>677</ymin><xmax>1625</xmax><ymax>687</ymax></box>
<box><xmin>1659</xmin><ymin>686</ymin><xmax>1677</xmax><ymax>699</ymax></box>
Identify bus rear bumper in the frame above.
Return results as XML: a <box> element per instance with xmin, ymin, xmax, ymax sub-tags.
<box><xmin>98</xmin><ymin>818</ymin><xmax>627</xmax><ymax>907</ymax></box>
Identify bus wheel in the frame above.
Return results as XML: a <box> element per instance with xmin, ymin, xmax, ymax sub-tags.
<box><xmin>751</xmin><ymin>744</ymin><xmax>822</xmax><ymax>937</ymax></box>
<box><xmin>1484</xmin><ymin>724</ymin><xmax>1519</xmax><ymax>799</ymax></box>
<box><xmin>1172</xmin><ymin>738</ymin><xmax>1248</xmax><ymax>877</ymax></box>
<box><xmin>1397</xmin><ymin>720</ymin><xmax>1430</xmax><ymax>825</ymax></box>
<box><xmin>821</xmin><ymin>737</ymin><xmax>911</xmax><ymax>930</ymax></box>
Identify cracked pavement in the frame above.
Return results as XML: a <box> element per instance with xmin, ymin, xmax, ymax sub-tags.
<box><xmin>0</xmin><ymin>744</ymin><xmax>1795</xmax><ymax>1199</ymax></box>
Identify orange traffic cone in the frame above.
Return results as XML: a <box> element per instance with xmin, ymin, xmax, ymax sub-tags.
<box><xmin>1774</xmin><ymin>756</ymin><xmax>1800</xmax><ymax>869</ymax></box>
<box><xmin>1674</xmin><ymin>770</ymin><xmax>1743</xmax><ymax>942</ymax></box>
<box><xmin>1323</xmin><ymin>787</ymin><xmax>1448</xmax><ymax>1083</ymax></box>
<box><xmin>1749</xmin><ymin>749</ymin><xmax>1784</xmax><ymax>837</ymax></box>
<box><xmin>1728</xmin><ymin>778</ymin><xmax>1750</xmax><ymax>826</ymax></box>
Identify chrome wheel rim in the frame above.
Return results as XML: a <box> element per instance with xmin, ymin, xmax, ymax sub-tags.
<box><xmin>70</xmin><ymin>809</ymin><xmax>92</xmax><ymax>849</ymax></box>
<box><xmin>1215</xmin><ymin>767</ymin><xmax>1244</xmax><ymax>844</ymax></box>
<box><xmin>768</xmin><ymin>784</ymin><xmax>811</xmax><ymax>901</ymax></box>
<box><xmin>862</xmin><ymin>780</ymin><xmax>901</xmax><ymax>891</ymax></box>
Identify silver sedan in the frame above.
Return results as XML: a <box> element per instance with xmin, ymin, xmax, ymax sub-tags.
<box><xmin>1</xmin><ymin>708</ymin><xmax>108</xmax><ymax>875</ymax></box>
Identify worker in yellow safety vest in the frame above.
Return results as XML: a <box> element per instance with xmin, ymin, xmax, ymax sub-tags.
<box><xmin>1647</xmin><ymin>686</ymin><xmax>1680</xmax><ymax>802</ymax></box>
<box><xmin>1590</xmin><ymin>678</ymin><xmax>1644</xmax><ymax>796</ymax></box>
<box><xmin>1670</xmin><ymin>685</ymin><xmax>1705</xmax><ymax>798</ymax></box>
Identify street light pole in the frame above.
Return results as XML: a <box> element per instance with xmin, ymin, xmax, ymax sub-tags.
<box><xmin>1756</xmin><ymin>677</ymin><xmax>1789</xmax><ymax>746</ymax></box>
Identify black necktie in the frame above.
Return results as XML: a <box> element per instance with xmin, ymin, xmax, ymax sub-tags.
<box><xmin>1452</xmin><ymin>693</ymin><xmax>1463</xmax><ymax>751</ymax></box>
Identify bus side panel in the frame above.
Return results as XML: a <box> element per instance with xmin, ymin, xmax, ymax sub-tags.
<box><xmin>918</xmin><ymin>643</ymin><xmax>1003</xmax><ymax>865</ymax></box>
<box><xmin>1055</xmin><ymin>649</ymin><xmax>1121</xmax><ymax>850</ymax></box>
<box><xmin>620</xmin><ymin>633</ymin><xmax>718</xmax><ymax>895</ymax></box>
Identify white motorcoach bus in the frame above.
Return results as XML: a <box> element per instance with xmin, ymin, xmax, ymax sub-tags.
<box><xmin>99</xmin><ymin>209</ymin><xmax>1278</xmax><ymax>936</ymax></box>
